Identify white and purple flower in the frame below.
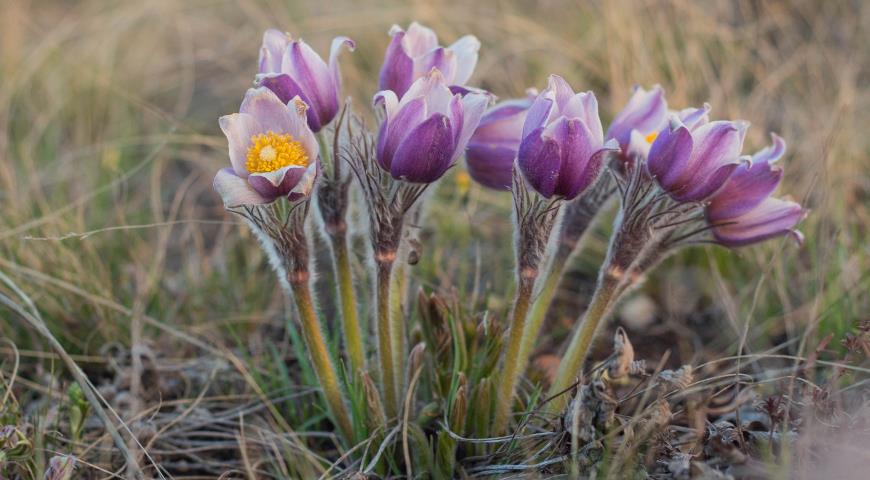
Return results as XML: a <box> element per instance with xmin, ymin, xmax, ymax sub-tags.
<box><xmin>517</xmin><ymin>75</ymin><xmax>617</xmax><ymax>199</ymax></box>
<box><xmin>255</xmin><ymin>30</ymin><xmax>355</xmax><ymax>132</ymax></box>
<box><xmin>373</xmin><ymin>69</ymin><xmax>488</xmax><ymax>183</ymax></box>
<box><xmin>379</xmin><ymin>22</ymin><xmax>480</xmax><ymax>98</ymax></box>
<box><xmin>214</xmin><ymin>87</ymin><xmax>319</xmax><ymax>207</ymax></box>
<box><xmin>705</xmin><ymin>134</ymin><xmax>805</xmax><ymax>246</ymax></box>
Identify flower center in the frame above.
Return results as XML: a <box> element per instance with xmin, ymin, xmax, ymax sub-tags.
<box><xmin>645</xmin><ymin>132</ymin><xmax>659</xmax><ymax>144</ymax></box>
<box><xmin>245</xmin><ymin>131</ymin><xmax>309</xmax><ymax>173</ymax></box>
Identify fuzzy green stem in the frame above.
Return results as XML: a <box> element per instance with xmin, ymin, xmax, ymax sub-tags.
<box><xmin>390</xmin><ymin>260</ymin><xmax>407</xmax><ymax>398</ymax></box>
<box><xmin>546</xmin><ymin>273</ymin><xmax>621</xmax><ymax>413</ymax></box>
<box><xmin>518</xmin><ymin>243</ymin><xmax>573</xmax><ymax>373</ymax></box>
<box><xmin>290</xmin><ymin>276</ymin><xmax>354</xmax><ymax>440</ymax></box>
<box><xmin>492</xmin><ymin>275</ymin><xmax>536</xmax><ymax>433</ymax></box>
<box><xmin>328</xmin><ymin>231</ymin><xmax>365</xmax><ymax>374</ymax></box>
<box><xmin>376</xmin><ymin>258</ymin><xmax>399</xmax><ymax>419</ymax></box>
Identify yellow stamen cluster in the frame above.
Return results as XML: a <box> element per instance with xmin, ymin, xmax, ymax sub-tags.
<box><xmin>245</xmin><ymin>131</ymin><xmax>309</xmax><ymax>173</ymax></box>
<box><xmin>645</xmin><ymin>131</ymin><xmax>659</xmax><ymax>144</ymax></box>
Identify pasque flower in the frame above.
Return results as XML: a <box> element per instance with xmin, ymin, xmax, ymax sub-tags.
<box><xmin>647</xmin><ymin>112</ymin><xmax>749</xmax><ymax>202</ymax></box>
<box><xmin>607</xmin><ymin>85</ymin><xmax>668</xmax><ymax>155</ymax></box>
<box><xmin>255</xmin><ymin>29</ymin><xmax>355</xmax><ymax>132</ymax></box>
<box><xmin>517</xmin><ymin>75</ymin><xmax>617</xmax><ymax>199</ymax></box>
<box><xmin>214</xmin><ymin>87</ymin><xmax>319</xmax><ymax>207</ymax></box>
<box><xmin>379</xmin><ymin>22</ymin><xmax>480</xmax><ymax>97</ymax></box>
<box><xmin>374</xmin><ymin>69</ymin><xmax>488</xmax><ymax>183</ymax></box>
<box><xmin>465</xmin><ymin>93</ymin><xmax>536</xmax><ymax>190</ymax></box>
<box><xmin>705</xmin><ymin>134</ymin><xmax>805</xmax><ymax>246</ymax></box>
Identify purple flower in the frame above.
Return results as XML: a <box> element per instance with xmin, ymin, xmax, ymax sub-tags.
<box><xmin>647</xmin><ymin>113</ymin><xmax>748</xmax><ymax>202</ymax></box>
<box><xmin>704</xmin><ymin>134</ymin><xmax>804</xmax><ymax>246</ymax></box>
<box><xmin>214</xmin><ymin>87</ymin><xmax>319</xmax><ymax>207</ymax></box>
<box><xmin>379</xmin><ymin>22</ymin><xmax>480</xmax><ymax>98</ymax></box>
<box><xmin>374</xmin><ymin>69</ymin><xmax>488</xmax><ymax>183</ymax></box>
<box><xmin>255</xmin><ymin>29</ymin><xmax>355</xmax><ymax>132</ymax></box>
<box><xmin>606</xmin><ymin>85</ymin><xmax>667</xmax><ymax>152</ymax></box>
<box><xmin>710</xmin><ymin>197</ymin><xmax>805</xmax><ymax>247</ymax></box>
<box><xmin>465</xmin><ymin>92</ymin><xmax>536</xmax><ymax>190</ymax></box>
<box><xmin>517</xmin><ymin>75</ymin><xmax>617</xmax><ymax>199</ymax></box>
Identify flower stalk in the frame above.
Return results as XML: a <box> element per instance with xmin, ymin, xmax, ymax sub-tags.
<box><xmin>492</xmin><ymin>170</ymin><xmax>561</xmax><ymax>434</ymax></box>
<box><xmin>519</xmin><ymin>176</ymin><xmax>615</xmax><ymax>369</ymax></box>
<box><xmin>316</xmin><ymin>120</ymin><xmax>366</xmax><ymax>375</ymax></box>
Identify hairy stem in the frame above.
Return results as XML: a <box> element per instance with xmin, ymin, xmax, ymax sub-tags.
<box><xmin>492</xmin><ymin>274</ymin><xmax>536</xmax><ymax>433</ymax></box>
<box><xmin>376</xmin><ymin>258</ymin><xmax>399</xmax><ymax>419</ymax></box>
<box><xmin>290</xmin><ymin>275</ymin><xmax>354</xmax><ymax>440</ymax></box>
<box><xmin>390</xmin><ymin>260</ymin><xmax>407</xmax><ymax>401</ymax></box>
<box><xmin>328</xmin><ymin>230</ymin><xmax>365</xmax><ymax>374</ymax></box>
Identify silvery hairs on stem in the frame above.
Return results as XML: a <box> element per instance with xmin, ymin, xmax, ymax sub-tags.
<box><xmin>343</xmin><ymin>113</ymin><xmax>429</xmax><ymax>266</ymax></box>
<box><xmin>314</xmin><ymin>102</ymin><xmax>354</xmax><ymax>239</ymax></box>
<box><xmin>512</xmin><ymin>166</ymin><xmax>563</xmax><ymax>281</ymax></box>
<box><xmin>228</xmin><ymin>200</ymin><xmax>313</xmax><ymax>287</ymax></box>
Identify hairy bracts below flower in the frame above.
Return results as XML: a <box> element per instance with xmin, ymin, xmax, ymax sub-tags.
<box><xmin>517</xmin><ymin>75</ymin><xmax>617</xmax><ymax>200</ymax></box>
<box><xmin>379</xmin><ymin>22</ymin><xmax>480</xmax><ymax>98</ymax></box>
<box><xmin>373</xmin><ymin>69</ymin><xmax>488</xmax><ymax>183</ymax></box>
<box><xmin>256</xmin><ymin>29</ymin><xmax>355</xmax><ymax>132</ymax></box>
<box><xmin>214</xmin><ymin>87</ymin><xmax>319</xmax><ymax>207</ymax></box>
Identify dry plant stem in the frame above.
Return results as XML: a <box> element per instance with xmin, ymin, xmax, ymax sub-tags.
<box><xmin>492</xmin><ymin>274</ymin><xmax>537</xmax><ymax>433</ymax></box>
<box><xmin>289</xmin><ymin>274</ymin><xmax>355</xmax><ymax>440</ymax></box>
<box><xmin>376</xmin><ymin>256</ymin><xmax>400</xmax><ymax>419</ymax></box>
<box><xmin>327</xmin><ymin>229</ymin><xmax>365</xmax><ymax>374</ymax></box>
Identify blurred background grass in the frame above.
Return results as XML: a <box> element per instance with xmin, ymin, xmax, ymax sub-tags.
<box><xmin>0</xmin><ymin>0</ymin><xmax>867</xmax><ymax>426</ymax></box>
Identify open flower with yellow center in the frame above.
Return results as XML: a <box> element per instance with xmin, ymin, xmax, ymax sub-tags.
<box><xmin>214</xmin><ymin>87</ymin><xmax>319</xmax><ymax>207</ymax></box>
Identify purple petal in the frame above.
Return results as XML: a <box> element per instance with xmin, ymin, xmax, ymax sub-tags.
<box><xmin>379</xmin><ymin>29</ymin><xmax>415</xmax><ymax>96</ymax></box>
<box><xmin>376</xmin><ymin>96</ymin><xmax>427</xmax><ymax>170</ymax></box>
<box><xmin>452</xmin><ymin>91</ymin><xmax>489</xmax><ymax>161</ymax></box>
<box><xmin>752</xmin><ymin>133</ymin><xmax>787</xmax><ymax>165</ymax></box>
<box><xmin>417</xmin><ymin>47</ymin><xmax>457</xmax><ymax>83</ymax></box>
<box><xmin>561</xmin><ymin>91</ymin><xmax>603</xmax><ymax>142</ymax></box>
<box><xmin>678</xmin><ymin>104</ymin><xmax>711</xmax><ymax>130</ymax></box>
<box><xmin>465</xmin><ymin>144</ymin><xmax>515</xmax><ymax>190</ymax></box>
<box><xmin>214</xmin><ymin>168</ymin><xmax>269</xmax><ymax>207</ymax></box>
<box><xmin>284</xmin><ymin>40</ymin><xmax>338</xmax><ymax>129</ymax></box>
<box><xmin>255</xmin><ymin>73</ymin><xmax>322</xmax><ymax>131</ymax></box>
<box><xmin>548</xmin><ymin>117</ymin><xmax>599</xmax><ymax>199</ymax></box>
<box><xmin>248</xmin><ymin>165</ymin><xmax>308</xmax><ymax>200</ymax></box>
<box><xmin>448</xmin><ymin>35</ymin><xmax>480</xmax><ymax>85</ymax></box>
<box><xmin>328</xmin><ymin>36</ymin><xmax>354</xmax><ymax>99</ymax></box>
<box><xmin>403</xmin><ymin>22</ymin><xmax>439</xmax><ymax>56</ymax></box>
<box><xmin>219</xmin><ymin>113</ymin><xmax>261</xmax><ymax>176</ymax></box>
<box><xmin>390</xmin><ymin>114</ymin><xmax>456</xmax><ymax>182</ymax></box>
<box><xmin>707</xmin><ymin>160</ymin><xmax>783</xmax><ymax>221</ymax></box>
<box><xmin>522</xmin><ymin>93</ymin><xmax>556</xmax><ymax>139</ymax></box>
<box><xmin>712</xmin><ymin>197</ymin><xmax>805</xmax><ymax>247</ymax></box>
<box><xmin>547</xmin><ymin>75</ymin><xmax>576</xmax><ymax>111</ymax></box>
<box><xmin>606</xmin><ymin>85</ymin><xmax>667</xmax><ymax>149</ymax></box>
<box><xmin>647</xmin><ymin>120</ymin><xmax>694</xmax><ymax>193</ymax></box>
<box><xmin>239</xmin><ymin>87</ymin><xmax>294</xmax><ymax>133</ymax></box>
<box><xmin>679</xmin><ymin>120</ymin><xmax>743</xmax><ymax>187</ymax></box>
<box><xmin>518</xmin><ymin>127</ymin><xmax>561</xmax><ymax>198</ymax></box>
<box><xmin>259</xmin><ymin>29</ymin><xmax>289</xmax><ymax>74</ymax></box>
<box><xmin>672</xmin><ymin>161</ymin><xmax>738</xmax><ymax>202</ymax></box>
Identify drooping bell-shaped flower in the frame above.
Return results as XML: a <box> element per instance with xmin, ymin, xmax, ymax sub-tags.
<box><xmin>704</xmin><ymin>134</ymin><xmax>804</xmax><ymax>246</ymax></box>
<box><xmin>255</xmin><ymin>29</ymin><xmax>355</xmax><ymax>132</ymax></box>
<box><xmin>647</xmin><ymin>113</ymin><xmax>748</xmax><ymax>202</ymax></box>
<box><xmin>465</xmin><ymin>92</ymin><xmax>536</xmax><ymax>190</ymax></box>
<box><xmin>373</xmin><ymin>69</ymin><xmax>488</xmax><ymax>183</ymax></box>
<box><xmin>379</xmin><ymin>22</ymin><xmax>480</xmax><ymax>98</ymax></box>
<box><xmin>517</xmin><ymin>75</ymin><xmax>617</xmax><ymax>199</ymax></box>
<box><xmin>214</xmin><ymin>87</ymin><xmax>319</xmax><ymax>207</ymax></box>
